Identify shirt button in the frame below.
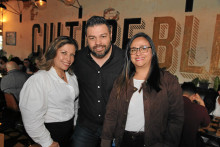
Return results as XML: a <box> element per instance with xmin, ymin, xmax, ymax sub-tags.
<box><xmin>98</xmin><ymin>86</ymin><xmax>100</xmax><ymax>88</ymax></box>
<box><xmin>98</xmin><ymin>114</ymin><xmax>101</xmax><ymax>117</ymax></box>
<box><xmin>98</xmin><ymin>100</ymin><xmax>100</xmax><ymax>102</ymax></box>
<box><xmin>98</xmin><ymin>71</ymin><xmax>100</xmax><ymax>73</ymax></box>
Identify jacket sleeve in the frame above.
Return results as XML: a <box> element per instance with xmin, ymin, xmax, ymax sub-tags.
<box><xmin>19</xmin><ymin>74</ymin><xmax>53</xmax><ymax>147</ymax></box>
<box><xmin>163</xmin><ymin>72</ymin><xmax>184</xmax><ymax>147</ymax></box>
<box><xmin>101</xmin><ymin>82</ymin><xmax>118</xmax><ymax>141</ymax></box>
<box><xmin>201</xmin><ymin>107</ymin><xmax>211</xmax><ymax>127</ymax></box>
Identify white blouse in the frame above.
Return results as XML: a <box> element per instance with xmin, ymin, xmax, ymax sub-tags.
<box><xmin>125</xmin><ymin>79</ymin><xmax>145</xmax><ymax>132</ymax></box>
<box><xmin>19</xmin><ymin>67</ymin><xmax>79</xmax><ymax>147</ymax></box>
<box><xmin>211</xmin><ymin>96</ymin><xmax>220</xmax><ymax>117</ymax></box>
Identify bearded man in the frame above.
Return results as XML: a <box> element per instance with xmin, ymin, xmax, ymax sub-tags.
<box><xmin>71</xmin><ymin>16</ymin><xmax>125</xmax><ymax>147</ymax></box>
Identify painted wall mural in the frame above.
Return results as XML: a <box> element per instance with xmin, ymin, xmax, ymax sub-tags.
<box><xmin>3</xmin><ymin>0</ymin><xmax>220</xmax><ymax>84</ymax></box>
<box><xmin>31</xmin><ymin>14</ymin><xmax>220</xmax><ymax>84</ymax></box>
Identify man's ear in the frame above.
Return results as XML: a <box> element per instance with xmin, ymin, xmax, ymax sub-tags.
<box><xmin>189</xmin><ymin>95</ymin><xmax>194</xmax><ymax>101</ymax></box>
<box><xmin>110</xmin><ymin>27</ymin><xmax>113</xmax><ymax>42</ymax></box>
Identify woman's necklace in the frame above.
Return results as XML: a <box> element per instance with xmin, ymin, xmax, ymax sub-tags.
<box><xmin>61</xmin><ymin>75</ymin><xmax>64</xmax><ymax>80</ymax></box>
<box><xmin>54</xmin><ymin>67</ymin><xmax>65</xmax><ymax>80</ymax></box>
<box><xmin>59</xmin><ymin>73</ymin><xmax>65</xmax><ymax>80</ymax></box>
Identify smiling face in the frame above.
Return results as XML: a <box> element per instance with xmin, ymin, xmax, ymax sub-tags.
<box><xmin>130</xmin><ymin>37</ymin><xmax>152</xmax><ymax>69</ymax></box>
<box><xmin>53</xmin><ymin>44</ymin><xmax>76</xmax><ymax>72</ymax></box>
<box><xmin>86</xmin><ymin>24</ymin><xmax>112</xmax><ymax>58</ymax></box>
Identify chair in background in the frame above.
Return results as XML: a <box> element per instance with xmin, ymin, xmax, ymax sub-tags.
<box><xmin>2</xmin><ymin>93</ymin><xmax>21</xmax><ymax>129</ymax></box>
<box><xmin>2</xmin><ymin>93</ymin><xmax>37</xmax><ymax>146</ymax></box>
<box><xmin>4</xmin><ymin>93</ymin><xmax>19</xmax><ymax>111</ymax></box>
<box><xmin>0</xmin><ymin>90</ymin><xmax>5</xmax><ymax>132</ymax></box>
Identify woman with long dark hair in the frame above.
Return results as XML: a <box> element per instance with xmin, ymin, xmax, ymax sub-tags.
<box><xmin>101</xmin><ymin>32</ymin><xmax>184</xmax><ymax>147</ymax></box>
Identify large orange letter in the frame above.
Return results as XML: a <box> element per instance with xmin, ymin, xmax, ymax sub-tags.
<box><xmin>180</xmin><ymin>16</ymin><xmax>203</xmax><ymax>73</ymax></box>
<box><xmin>153</xmin><ymin>17</ymin><xmax>176</xmax><ymax>69</ymax></box>
<box><xmin>210</xmin><ymin>14</ymin><xmax>220</xmax><ymax>75</ymax></box>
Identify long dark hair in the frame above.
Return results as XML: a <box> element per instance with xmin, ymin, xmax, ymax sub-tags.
<box><xmin>116</xmin><ymin>32</ymin><xmax>161</xmax><ymax>97</ymax></box>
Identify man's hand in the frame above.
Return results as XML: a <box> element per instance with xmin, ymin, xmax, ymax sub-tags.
<box><xmin>49</xmin><ymin>142</ymin><xmax>59</xmax><ymax>147</ymax></box>
<box><xmin>192</xmin><ymin>93</ymin><xmax>205</xmax><ymax>107</ymax></box>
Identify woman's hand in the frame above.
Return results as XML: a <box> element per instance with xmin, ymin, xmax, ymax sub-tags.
<box><xmin>49</xmin><ymin>141</ymin><xmax>59</xmax><ymax>147</ymax></box>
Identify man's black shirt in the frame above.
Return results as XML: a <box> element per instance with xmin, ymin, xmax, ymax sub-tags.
<box><xmin>73</xmin><ymin>45</ymin><xmax>125</xmax><ymax>131</ymax></box>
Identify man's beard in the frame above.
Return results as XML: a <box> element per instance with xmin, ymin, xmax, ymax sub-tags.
<box><xmin>90</xmin><ymin>43</ymin><xmax>112</xmax><ymax>58</ymax></box>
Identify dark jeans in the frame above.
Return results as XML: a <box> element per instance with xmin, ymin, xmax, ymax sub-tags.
<box><xmin>70</xmin><ymin>124</ymin><xmax>102</xmax><ymax>147</ymax></box>
<box><xmin>120</xmin><ymin>130</ymin><xmax>145</xmax><ymax>147</ymax></box>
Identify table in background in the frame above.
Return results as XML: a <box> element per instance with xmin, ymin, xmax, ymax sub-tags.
<box><xmin>199</xmin><ymin>117</ymin><xmax>220</xmax><ymax>146</ymax></box>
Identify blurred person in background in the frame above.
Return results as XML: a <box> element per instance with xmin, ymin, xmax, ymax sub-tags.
<box><xmin>23</xmin><ymin>58</ymin><xmax>38</xmax><ymax>75</ymax></box>
<box><xmin>202</xmin><ymin>87</ymin><xmax>220</xmax><ymax>146</ymax></box>
<box><xmin>11</xmin><ymin>56</ymin><xmax>26</xmax><ymax>72</ymax></box>
<box><xmin>0</xmin><ymin>61</ymin><xmax>29</xmax><ymax>102</ymax></box>
<box><xmin>209</xmin><ymin>86</ymin><xmax>220</xmax><ymax>117</ymax></box>
<box><xmin>179</xmin><ymin>82</ymin><xmax>210</xmax><ymax>147</ymax></box>
<box><xmin>0</xmin><ymin>56</ymin><xmax>8</xmax><ymax>74</ymax></box>
<box><xmin>203</xmin><ymin>88</ymin><xmax>219</xmax><ymax>116</ymax></box>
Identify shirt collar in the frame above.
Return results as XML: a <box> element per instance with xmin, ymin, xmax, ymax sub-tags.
<box><xmin>48</xmin><ymin>66</ymin><xmax>69</xmax><ymax>83</ymax></box>
<box><xmin>8</xmin><ymin>69</ymin><xmax>19</xmax><ymax>74</ymax></box>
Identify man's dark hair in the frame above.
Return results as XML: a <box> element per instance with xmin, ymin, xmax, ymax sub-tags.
<box><xmin>10</xmin><ymin>57</ymin><xmax>22</xmax><ymax>65</ymax></box>
<box><xmin>24</xmin><ymin>58</ymin><xmax>31</xmax><ymax>62</ymax></box>
<box><xmin>85</xmin><ymin>16</ymin><xmax>111</xmax><ymax>36</ymax></box>
<box><xmin>181</xmin><ymin>82</ymin><xmax>197</xmax><ymax>96</ymax></box>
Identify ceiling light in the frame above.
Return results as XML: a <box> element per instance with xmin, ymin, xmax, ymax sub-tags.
<box><xmin>35</xmin><ymin>0</ymin><xmax>47</xmax><ymax>9</ymax></box>
<box><xmin>0</xmin><ymin>1</ymin><xmax>22</xmax><ymax>22</ymax></box>
<box><xmin>64</xmin><ymin>0</ymin><xmax>75</xmax><ymax>5</ymax></box>
<box><xmin>0</xmin><ymin>3</ymin><xmax>6</xmax><ymax>10</ymax></box>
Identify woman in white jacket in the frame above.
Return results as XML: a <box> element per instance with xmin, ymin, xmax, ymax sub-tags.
<box><xmin>19</xmin><ymin>36</ymin><xmax>79</xmax><ymax>147</ymax></box>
